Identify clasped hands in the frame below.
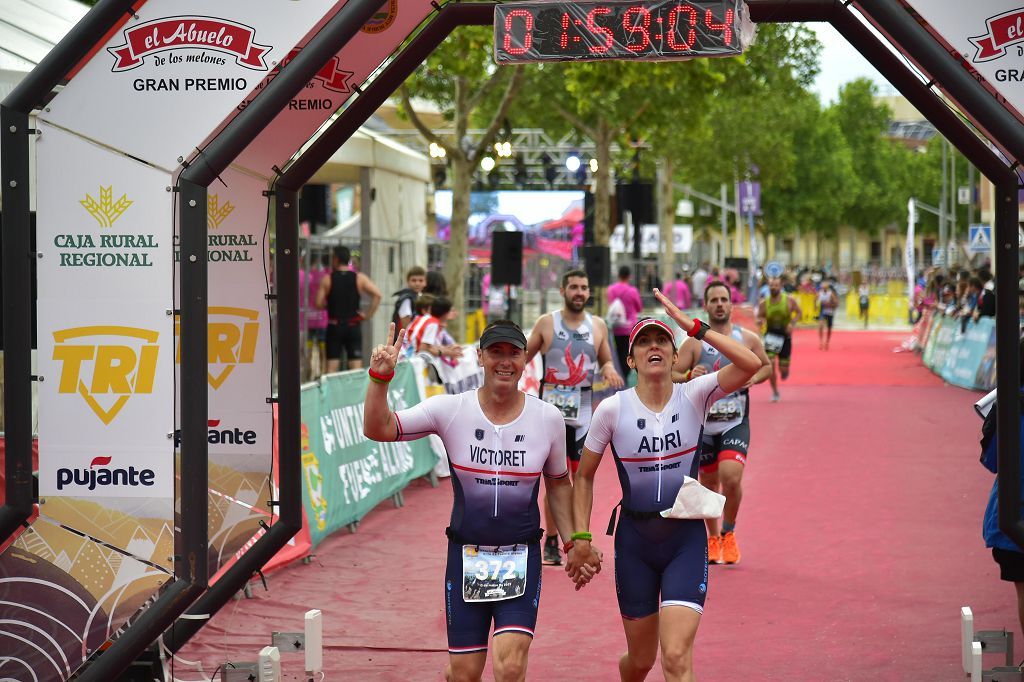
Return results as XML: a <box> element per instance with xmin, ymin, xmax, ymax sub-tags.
<box><xmin>564</xmin><ymin>542</ymin><xmax>603</xmax><ymax>591</ymax></box>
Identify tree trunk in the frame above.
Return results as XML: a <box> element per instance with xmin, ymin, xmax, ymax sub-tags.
<box><xmin>657</xmin><ymin>157</ymin><xmax>674</xmax><ymax>286</ymax></box>
<box><xmin>444</xmin><ymin>157</ymin><xmax>472</xmax><ymax>340</ymax></box>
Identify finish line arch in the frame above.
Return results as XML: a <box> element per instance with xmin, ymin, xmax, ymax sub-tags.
<box><xmin>1</xmin><ymin>0</ymin><xmax>1021</xmax><ymax>678</ymax></box>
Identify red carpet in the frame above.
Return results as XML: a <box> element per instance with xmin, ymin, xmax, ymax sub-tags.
<box><xmin>175</xmin><ymin>329</ymin><xmax>1015</xmax><ymax>681</ymax></box>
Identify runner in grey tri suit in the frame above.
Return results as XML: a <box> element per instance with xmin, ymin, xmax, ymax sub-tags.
<box><xmin>526</xmin><ymin>268</ymin><xmax>623</xmax><ymax>565</ymax></box>
<box><xmin>673</xmin><ymin>281</ymin><xmax>771</xmax><ymax>565</ymax></box>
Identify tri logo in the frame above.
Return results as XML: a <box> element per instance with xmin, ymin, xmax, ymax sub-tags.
<box><xmin>175</xmin><ymin>306</ymin><xmax>259</xmax><ymax>389</ymax></box>
<box><xmin>80</xmin><ymin>186</ymin><xmax>132</xmax><ymax>227</ymax></box>
<box><xmin>52</xmin><ymin>326</ymin><xmax>160</xmax><ymax>425</ymax></box>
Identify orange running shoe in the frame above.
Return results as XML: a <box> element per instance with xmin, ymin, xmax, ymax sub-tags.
<box><xmin>707</xmin><ymin>535</ymin><xmax>724</xmax><ymax>564</ymax></box>
<box><xmin>722</xmin><ymin>531</ymin><xmax>741</xmax><ymax>564</ymax></box>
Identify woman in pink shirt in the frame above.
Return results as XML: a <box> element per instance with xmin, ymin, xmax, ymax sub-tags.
<box><xmin>606</xmin><ymin>265</ymin><xmax>644</xmax><ymax>380</ymax></box>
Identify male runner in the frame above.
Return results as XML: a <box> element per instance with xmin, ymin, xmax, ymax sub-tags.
<box><xmin>672</xmin><ymin>281</ymin><xmax>771</xmax><ymax>565</ymax></box>
<box><xmin>756</xmin><ymin>277</ymin><xmax>801</xmax><ymax>402</ymax></box>
<box><xmin>364</xmin><ymin>321</ymin><xmax>592</xmax><ymax>682</ymax></box>
<box><xmin>817</xmin><ymin>281</ymin><xmax>839</xmax><ymax>350</ymax></box>
<box><xmin>569</xmin><ymin>291</ymin><xmax>760</xmax><ymax>681</ymax></box>
<box><xmin>526</xmin><ymin>269</ymin><xmax>623</xmax><ymax>565</ymax></box>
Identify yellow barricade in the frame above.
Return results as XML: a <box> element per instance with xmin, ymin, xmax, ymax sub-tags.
<box><xmin>465</xmin><ymin>309</ymin><xmax>487</xmax><ymax>344</ymax></box>
<box><xmin>844</xmin><ymin>293</ymin><xmax>909</xmax><ymax>326</ymax></box>
<box><xmin>793</xmin><ymin>292</ymin><xmax>818</xmax><ymax>325</ymax></box>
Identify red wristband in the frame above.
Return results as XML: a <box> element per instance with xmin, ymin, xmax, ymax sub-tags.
<box><xmin>563</xmin><ymin>541</ymin><xmax>575</xmax><ymax>554</ymax></box>
<box><xmin>368</xmin><ymin>368</ymin><xmax>395</xmax><ymax>383</ymax></box>
<box><xmin>687</xmin><ymin>320</ymin><xmax>706</xmax><ymax>338</ymax></box>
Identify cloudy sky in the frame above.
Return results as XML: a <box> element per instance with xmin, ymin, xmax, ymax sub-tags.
<box><xmin>810</xmin><ymin>23</ymin><xmax>897</xmax><ymax>104</ymax></box>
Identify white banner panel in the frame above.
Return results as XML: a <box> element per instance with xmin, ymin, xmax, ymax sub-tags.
<box><xmin>35</xmin><ymin>123</ymin><xmax>174</xmax><ymax>301</ymax></box>
<box><xmin>907</xmin><ymin>1</ymin><xmax>1024</xmax><ymax>122</ymax></box>
<box><xmin>39</xmin><ymin>446</ymin><xmax>174</xmax><ymax>499</ymax></box>
<box><xmin>174</xmin><ymin>168</ymin><xmax>273</xmax><ymax>409</ymax></box>
<box><xmin>234</xmin><ymin>0</ymin><xmax>436</xmax><ymax>175</ymax></box>
<box><xmin>41</xmin><ymin>0</ymin><xmax>343</xmax><ymax>171</ymax></box>
<box><xmin>37</xmin><ymin>304</ymin><xmax>175</xmax><ymax>497</ymax></box>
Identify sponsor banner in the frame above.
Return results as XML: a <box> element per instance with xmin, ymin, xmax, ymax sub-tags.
<box><xmin>40</xmin><ymin>0</ymin><xmax>344</xmax><ymax>170</ymax></box>
<box><xmin>921</xmin><ymin>315</ymin><xmax>997</xmax><ymax>391</ymax></box>
<box><xmin>234</xmin><ymin>0</ymin><xmax>435</xmax><ymax>176</ymax></box>
<box><xmin>35</xmin><ymin>122</ymin><xmax>174</xmax><ymax>301</ymax></box>
<box><xmin>300</xmin><ymin>362</ymin><xmax>436</xmax><ymax>548</ymax></box>
<box><xmin>0</xmin><ymin>514</ymin><xmax>172</xmax><ymax>680</ymax></box>
<box><xmin>907</xmin><ymin>1</ymin><xmax>1024</xmax><ymax>124</ymax></box>
<box><xmin>37</xmin><ymin>303</ymin><xmax>174</xmax><ymax>457</ymax></box>
<box><xmin>40</xmin><ymin>447</ymin><xmax>172</xmax><ymax>499</ymax></box>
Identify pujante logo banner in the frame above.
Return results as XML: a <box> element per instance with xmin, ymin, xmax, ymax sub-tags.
<box><xmin>970</xmin><ymin>8</ymin><xmax>1024</xmax><ymax>61</ymax></box>
<box><xmin>52</xmin><ymin>326</ymin><xmax>160</xmax><ymax>425</ymax></box>
<box><xmin>108</xmin><ymin>16</ymin><xmax>271</xmax><ymax>71</ymax></box>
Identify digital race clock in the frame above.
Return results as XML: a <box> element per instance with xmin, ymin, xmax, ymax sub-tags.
<box><xmin>494</xmin><ymin>0</ymin><xmax>745</xmax><ymax>64</ymax></box>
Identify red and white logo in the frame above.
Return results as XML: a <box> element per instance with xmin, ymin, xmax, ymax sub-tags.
<box><xmin>276</xmin><ymin>48</ymin><xmax>355</xmax><ymax>93</ymax></box>
<box><xmin>970</xmin><ymin>9</ymin><xmax>1024</xmax><ymax>62</ymax></box>
<box><xmin>108</xmin><ymin>16</ymin><xmax>271</xmax><ymax>71</ymax></box>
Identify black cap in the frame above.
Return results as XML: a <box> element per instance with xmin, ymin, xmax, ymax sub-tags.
<box><xmin>479</xmin><ymin>324</ymin><xmax>527</xmax><ymax>350</ymax></box>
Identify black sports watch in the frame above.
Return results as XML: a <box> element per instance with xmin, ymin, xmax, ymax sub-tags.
<box><xmin>687</xmin><ymin>320</ymin><xmax>710</xmax><ymax>340</ymax></box>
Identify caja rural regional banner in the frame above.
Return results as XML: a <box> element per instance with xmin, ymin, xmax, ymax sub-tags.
<box><xmin>299</xmin><ymin>363</ymin><xmax>437</xmax><ymax>548</ymax></box>
<box><xmin>36</xmin><ymin>123</ymin><xmax>175</xmax><ymax>503</ymax></box>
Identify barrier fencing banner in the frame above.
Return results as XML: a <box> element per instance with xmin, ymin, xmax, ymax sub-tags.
<box><xmin>922</xmin><ymin>314</ymin><xmax>997</xmax><ymax>391</ymax></box>
<box><xmin>299</xmin><ymin>362</ymin><xmax>436</xmax><ymax>548</ymax></box>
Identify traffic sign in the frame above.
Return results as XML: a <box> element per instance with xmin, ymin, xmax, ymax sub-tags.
<box><xmin>765</xmin><ymin>261</ymin><xmax>783</xmax><ymax>278</ymax></box>
<box><xmin>968</xmin><ymin>223</ymin><xmax>992</xmax><ymax>254</ymax></box>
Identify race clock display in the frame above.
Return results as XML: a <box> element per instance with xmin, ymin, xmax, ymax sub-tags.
<box><xmin>494</xmin><ymin>0</ymin><xmax>745</xmax><ymax>64</ymax></box>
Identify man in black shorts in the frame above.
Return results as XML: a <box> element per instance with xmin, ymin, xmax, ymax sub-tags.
<box><xmin>316</xmin><ymin>245</ymin><xmax>381</xmax><ymax>372</ymax></box>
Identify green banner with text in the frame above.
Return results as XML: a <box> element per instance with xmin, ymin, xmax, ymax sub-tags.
<box><xmin>299</xmin><ymin>363</ymin><xmax>437</xmax><ymax>548</ymax></box>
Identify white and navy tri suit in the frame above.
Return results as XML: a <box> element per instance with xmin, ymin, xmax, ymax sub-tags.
<box><xmin>394</xmin><ymin>390</ymin><xmax>568</xmax><ymax>653</ymax></box>
<box><xmin>540</xmin><ymin>311</ymin><xmax>598</xmax><ymax>463</ymax></box>
<box><xmin>696</xmin><ymin>325</ymin><xmax>751</xmax><ymax>470</ymax></box>
<box><xmin>585</xmin><ymin>373</ymin><xmax>725</xmax><ymax>619</ymax></box>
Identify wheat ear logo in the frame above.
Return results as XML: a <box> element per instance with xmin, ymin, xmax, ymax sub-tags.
<box><xmin>80</xmin><ymin>186</ymin><xmax>133</xmax><ymax>227</ymax></box>
<box><xmin>175</xmin><ymin>307</ymin><xmax>259</xmax><ymax>389</ymax></box>
<box><xmin>208</xmin><ymin>194</ymin><xmax>235</xmax><ymax>230</ymax></box>
<box><xmin>52</xmin><ymin>326</ymin><xmax>160</xmax><ymax>424</ymax></box>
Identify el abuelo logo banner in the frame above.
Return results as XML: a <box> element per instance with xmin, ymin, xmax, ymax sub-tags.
<box><xmin>971</xmin><ymin>9</ymin><xmax>1024</xmax><ymax>61</ymax></box>
<box><xmin>109</xmin><ymin>17</ymin><xmax>271</xmax><ymax>72</ymax></box>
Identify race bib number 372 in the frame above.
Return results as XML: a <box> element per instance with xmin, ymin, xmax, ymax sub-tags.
<box><xmin>461</xmin><ymin>544</ymin><xmax>528</xmax><ymax>602</ymax></box>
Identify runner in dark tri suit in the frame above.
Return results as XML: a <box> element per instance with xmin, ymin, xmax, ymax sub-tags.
<box><xmin>672</xmin><ymin>281</ymin><xmax>771</xmax><ymax>566</ymax></box>
<box><xmin>526</xmin><ymin>268</ymin><xmax>623</xmax><ymax>565</ymax></box>
<box><xmin>567</xmin><ymin>290</ymin><xmax>760</xmax><ymax>682</ymax></box>
<box><xmin>364</xmin><ymin>320</ymin><xmax>596</xmax><ymax>682</ymax></box>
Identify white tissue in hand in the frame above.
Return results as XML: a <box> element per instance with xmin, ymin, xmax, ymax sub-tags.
<box><xmin>660</xmin><ymin>476</ymin><xmax>726</xmax><ymax>520</ymax></box>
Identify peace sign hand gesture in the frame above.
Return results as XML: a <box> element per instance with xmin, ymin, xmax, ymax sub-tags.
<box><xmin>370</xmin><ymin>323</ymin><xmax>406</xmax><ymax>375</ymax></box>
<box><xmin>653</xmin><ymin>288</ymin><xmax>696</xmax><ymax>335</ymax></box>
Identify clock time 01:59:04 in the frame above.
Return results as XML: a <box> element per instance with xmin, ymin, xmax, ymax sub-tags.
<box><xmin>494</xmin><ymin>0</ymin><xmax>743</xmax><ymax>64</ymax></box>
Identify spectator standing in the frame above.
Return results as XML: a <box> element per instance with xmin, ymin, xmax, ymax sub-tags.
<box><xmin>317</xmin><ymin>245</ymin><xmax>382</xmax><ymax>372</ymax></box>
<box><xmin>392</xmin><ymin>266</ymin><xmax>427</xmax><ymax>334</ymax></box>
<box><xmin>663</xmin><ymin>272</ymin><xmax>692</xmax><ymax>310</ymax></box>
<box><xmin>606</xmin><ymin>265</ymin><xmax>643</xmax><ymax>381</ymax></box>
<box><xmin>980</xmin><ymin>340</ymin><xmax>1024</xmax><ymax>636</ymax></box>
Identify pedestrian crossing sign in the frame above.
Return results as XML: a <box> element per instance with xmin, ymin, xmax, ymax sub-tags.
<box><xmin>968</xmin><ymin>224</ymin><xmax>991</xmax><ymax>254</ymax></box>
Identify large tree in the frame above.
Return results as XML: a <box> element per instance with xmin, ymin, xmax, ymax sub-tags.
<box><xmin>398</xmin><ymin>27</ymin><xmax>524</xmax><ymax>329</ymax></box>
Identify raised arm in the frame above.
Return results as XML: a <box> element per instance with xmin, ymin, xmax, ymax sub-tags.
<box><xmin>655</xmin><ymin>289</ymin><xmax>759</xmax><ymax>395</ymax></box>
<box><xmin>525</xmin><ymin>313</ymin><xmax>551</xmax><ymax>365</ymax></box>
<box><xmin>362</xmin><ymin>323</ymin><xmax>406</xmax><ymax>441</ymax></box>
<box><xmin>358</xmin><ymin>273</ymin><xmax>382</xmax><ymax>318</ymax></box>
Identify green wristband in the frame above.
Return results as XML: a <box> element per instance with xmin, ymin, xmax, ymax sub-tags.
<box><xmin>570</xmin><ymin>531</ymin><xmax>593</xmax><ymax>542</ymax></box>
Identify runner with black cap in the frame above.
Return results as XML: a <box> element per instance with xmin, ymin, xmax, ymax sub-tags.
<box><xmin>566</xmin><ymin>291</ymin><xmax>760</xmax><ymax>681</ymax></box>
<box><xmin>364</xmin><ymin>320</ymin><xmax>594</xmax><ymax>682</ymax></box>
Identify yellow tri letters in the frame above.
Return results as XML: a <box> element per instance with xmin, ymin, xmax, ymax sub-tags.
<box><xmin>175</xmin><ymin>306</ymin><xmax>259</xmax><ymax>389</ymax></box>
<box><xmin>52</xmin><ymin>326</ymin><xmax>160</xmax><ymax>425</ymax></box>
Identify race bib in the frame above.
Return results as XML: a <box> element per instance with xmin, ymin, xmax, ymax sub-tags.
<box><xmin>462</xmin><ymin>544</ymin><xmax>528</xmax><ymax>602</ymax></box>
<box><xmin>764</xmin><ymin>333</ymin><xmax>785</xmax><ymax>354</ymax></box>
<box><xmin>543</xmin><ymin>383</ymin><xmax>581</xmax><ymax>421</ymax></box>
<box><xmin>708</xmin><ymin>397</ymin><xmax>742</xmax><ymax>422</ymax></box>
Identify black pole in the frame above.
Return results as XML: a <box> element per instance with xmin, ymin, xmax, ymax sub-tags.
<box><xmin>993</xmin><ymin>181</ymin><xmax>1023</xmax><ymax>550</ymax></box>
<box><xmin>0</xmin><ymin>0</ymin><xmax>138</xmax><ymax>545</ymax></box>
<box><xmin>162</xmin><ymin>188</ymin><xmax>302</xmax><ymax>652</ymax></box>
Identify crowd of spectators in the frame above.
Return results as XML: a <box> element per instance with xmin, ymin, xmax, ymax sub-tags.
<box><xmin>913</xmin><ymin>264</ymin><xmax>997</xmax><ymax>328</ymax></box>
